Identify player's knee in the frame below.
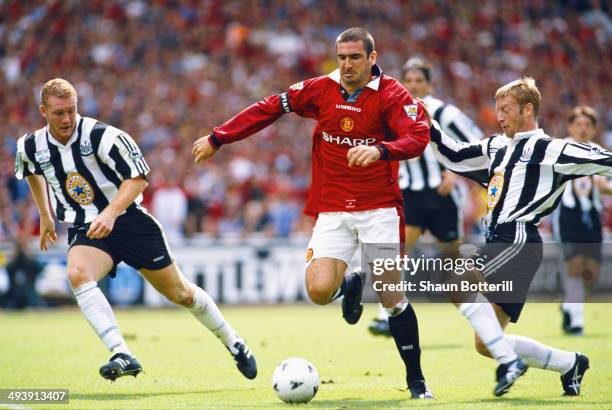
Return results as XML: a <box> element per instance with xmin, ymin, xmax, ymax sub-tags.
<box><xmin>67</xmin><ymin>265</ymin><xmax>94</xmax><ymax>288</ymax></box>
<box><xmin>306</xmin><ymin>282</ymin><xmax>332</xmax><ymax>305</ymax></box>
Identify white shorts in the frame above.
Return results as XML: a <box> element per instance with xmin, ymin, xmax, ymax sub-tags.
<box><xmin>306</xmin><ymin>207</ymin><xmax>401</xmax><ymax>266</ymax></box>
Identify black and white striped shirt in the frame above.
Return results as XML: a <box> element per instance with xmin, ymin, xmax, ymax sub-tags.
<box><xmin>398</xmin><ymin>95</ymin><xmax>483</xmax><ymax>191</ymax></box>
<box><xmin>557</xmin><ymin>138</ymin><xmax>605</xmax><ymax>214</ymax></box>
<box><xmin>15</xmin><ymin>115</ymin><xmax>150</xmax><ymax>224</ymax></box>
<box><xmin>429</xmin><ymin>124</ymin><xmax>612</xmax><ymax>228</ymax></box>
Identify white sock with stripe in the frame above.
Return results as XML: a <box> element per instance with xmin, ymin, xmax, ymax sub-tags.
<box><xmin>506</xmin><ymin>334</ymin><xmax>576</xmax><ymax>373</ymax></box>
<box><xmin>73</xmin><ymin>281</ymin><xmax>132</xmax><ymax>356</ymax></box>
<box><xmin>459</xmin><ymin>301</ymin><xmax>517</xmax><ymax>364</ymax></box>
<box><xmin>189</xmin><ymin>286</ymin><xmax>238</xmax><ymax>348</ymax></box>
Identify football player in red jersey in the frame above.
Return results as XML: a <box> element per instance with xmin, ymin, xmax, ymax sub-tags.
<box><xmin>193</xmin><ymin>27</ymin><xmax>433</xmax><ymax>399</ymax></box>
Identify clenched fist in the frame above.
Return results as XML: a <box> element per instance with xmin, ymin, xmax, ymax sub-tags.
<box><xmin>347</xmin><ymin>145</ymin><xmax>381</xmax><ymax>167</ymax></box>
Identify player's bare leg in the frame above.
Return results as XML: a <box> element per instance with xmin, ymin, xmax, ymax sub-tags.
<box><xmin>305</xmin><ymin>257</ymin><xmax>367</xmax><ymax>324</ymax></box>
<box><xmin>140</xmin><ymin>262</ymin><xmax>257</xmax><ymax>379</ymax></box>
<box><xmin>67</xmin><ymin>245</ymin><xmax>141</xmax><ymax>381</ymax></box>
<box><xmin>473</xmin><ymin>304</ymin><xmax>589</xmax><ymax>396</ymax></box>
<box><xmin>305</xmin><ymin>257</ymin><xmax>347</xmax><ymax>305</ymax></box>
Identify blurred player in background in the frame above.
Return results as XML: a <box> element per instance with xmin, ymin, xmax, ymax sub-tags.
<box><xmin>193</xmin><ymin>27</ymin><xmax>434</xmax><ymax>399</ymax></box>
<box><xmin>429</xmin><ymin>77</ymin><xmax>610</xmax><ymax>396</ymax></box>
<box><xmin>368</xmin><ymin>57</ymin><xmax>484</xmax><ymax>337</ymax></box>
<box><xmin>15</xmin><ymin>79</ymin><xmax>257</xmax><ymax>382</ymax></box>
<box><xmin>553</xmin><ymin>106</ymin><xmax>612</xmax><ymax>335</ymax></box>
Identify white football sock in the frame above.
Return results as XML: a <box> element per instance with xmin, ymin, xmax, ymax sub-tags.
<box><xmin>506</xmin><ymin>334</ymin><xmax>576</xmax><ymax>374</ymax></box>
<box><xmin>562</xmin><ymin>301</ymin><xmax>585</xmax><ymax>328</ymax></box>
<box><xmin>73</xmin><ymin>281</ymin><xmax>131</xmax><ymax>355</ymax></box>
<box><xmin>377</xmin><ymin>303</ymin><xmax>388</xmax><ymax>320</ymax></box>
<box><xmin>459</xmin><ymin>301</ymin><xmax>517</xmax><ymax>364</ymax></box>
<box><xmin>563</xmin><ymin>275</ymin><xmax>585</xmax><ymax>304</ymax></box>
<box><xmin>562</xmin><ymin>274</ymin><xmax>585</xmax><ymax>329</ymax></box>
<box><xmin>189</xmin><ymin>286</ymin><xmax>238</xmax><ymax>348</ymax></box>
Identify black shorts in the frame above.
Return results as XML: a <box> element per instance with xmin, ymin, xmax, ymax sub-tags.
<box><xmin>558</xmin><ymin>207</ymin><xmax>603</xmax><ymax>262</ymax></box>
<box><xmin>481</xmin><ymin>222</ymin><xmax>543</xmax><ymax>323</ymax></box>
<box><xmin>402</xmin><ymin>188</ymin><xmax>460</xmax><ymax>242</ymax></box>
<box><xmin>67</xmin><ymin>207</ymin><xmax>174</xmax><ymax>278</ymax></box>
<box><xmin>561</xmin><ymin>242</ymin><xmax>603</xmax><ymax>263</ymax></box>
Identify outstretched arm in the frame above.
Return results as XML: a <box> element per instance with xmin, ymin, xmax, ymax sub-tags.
<box><xmin>555</xmin><ymin>142</ymin><xmax>612</xmax><ymax>181</ymax></box>
<box><xmin>192</xmin><ymin>95</ymin><xmax>285</xmax><ymax>163</ymax></box>
<box><xmin>193</xmin><ymin>80</ymin><xmax>319</xmax><ymax>164</ymax></box>
<box><xmin>429</xmin><ymin>121</ymin><xmax>496</xmax><ymax>187</ymax></box>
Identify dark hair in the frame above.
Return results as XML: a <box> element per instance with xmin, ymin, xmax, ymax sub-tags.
<box><xmin>336</xmin><ymin>27</ymin><xmax>375</xmax><ymax>56</ymax></box>
<box><xmin>401</xmin><ymin>57</ymin><xmax>432</xmax><ymax>83</ymax></box>
<box><xmin>568</xmin><ymin>105</ymin><xmax>598</xmax><ymax>126</ymax></box>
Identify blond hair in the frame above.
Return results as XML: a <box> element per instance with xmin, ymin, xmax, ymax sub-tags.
<box><xmin>40</xmin><ymin>78</ymin><xmax>77</xmax><ymax>106</ymax></box>
<box><xmin>495</xmin><ymin>77</ymin><xmax>541</xmax><ymax>117</ymax></box>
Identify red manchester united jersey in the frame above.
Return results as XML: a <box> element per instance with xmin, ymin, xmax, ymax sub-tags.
<box><xmin>211</xmin><ymin>65</ymin><xmax>430</xmax><ymax>217</ymax></box>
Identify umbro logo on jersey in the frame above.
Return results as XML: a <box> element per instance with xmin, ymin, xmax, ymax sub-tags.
<box><xmin>322</xmin><ymin>131</ymin><xmax>375</xmax><ymax>147</ymax></box>
<box><xmin>335</xmin><ymin>104</ymin><xmax>362</xmax><ymax>113</ymax></box>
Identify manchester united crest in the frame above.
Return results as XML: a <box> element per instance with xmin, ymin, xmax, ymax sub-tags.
<box><xmin>339</xmin><ymin>116</ymin><xmax>355</xmax><ymax>133</ymax></box>
<box><xmin>487</xmin><ymin>173</ymin><xmax>504</xmax><ymax>210</ymax></box>
<box><xmin>66</xmin><ymin>173</ymin><xmax>94</xmax><ymax>205</ymax></box>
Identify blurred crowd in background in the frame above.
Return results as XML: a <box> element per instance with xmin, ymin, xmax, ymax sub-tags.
<box><xmin>1</xmin><ymin>0</ymin><xmax>611</xmax><ymax>243</ymax></box>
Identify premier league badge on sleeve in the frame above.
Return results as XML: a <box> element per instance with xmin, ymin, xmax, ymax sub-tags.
<box><xmin>34</xmin><ymin>149</ymin><xmax>52</xmax><ymax>170</ymax></box>
<box><xmin>404</xmin><ymin>104</ymin><xmax>418</xmax><ymax>121</ymax></box>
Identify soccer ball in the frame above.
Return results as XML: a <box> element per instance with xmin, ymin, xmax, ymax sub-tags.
<box><xmin>272</xmin><ymin>357</ymin><xmax>320</xmax><ymax>404</ymax></box>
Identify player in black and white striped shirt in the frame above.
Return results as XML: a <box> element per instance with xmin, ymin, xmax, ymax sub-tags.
<box><xmin>15</xmin><ymin>78</ymin><xmax>257</xmax><ymax>381</ymax></box>
<box><xmin>552</xmin><ymin>106</ymin><xmax>612</xmax><ymax>335</ymax></box>
<box><xmin>428</xmin><ymin>78</ymin><xmax>611</xmax><ymax>396</ymax></box>
<box><xmin>369</xmin><ymin>58</ymin><xmax>483</xmax><ymax>336</ymax></box>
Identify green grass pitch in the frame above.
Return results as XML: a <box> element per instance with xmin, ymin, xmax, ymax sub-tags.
<box><xmin>1</xmin><ymin>303</ymin><xmax>611</xmax><ymax>409</ymax></box>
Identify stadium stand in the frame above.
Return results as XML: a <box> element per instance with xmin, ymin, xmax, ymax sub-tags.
<box><xmin>1</xmin><ymin>0</ymin><xmax>610</xmax><ymax>241</ymax></box>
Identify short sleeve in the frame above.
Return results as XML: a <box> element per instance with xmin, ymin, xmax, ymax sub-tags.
<box><xmin>104</xmin><ymin>132</ymin><xmax>150</xmax><ymax>180</ymax></box>
<box><xmin>15</xmin><ymin>135</ymin><xmax>37</xmax><ymax>179</ymax></box>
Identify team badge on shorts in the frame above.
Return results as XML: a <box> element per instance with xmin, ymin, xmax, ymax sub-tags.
<box><xmin>306</xmin><ymin>248</ymin><xmax>314</xmax><ymax>262</ymax></box>
<box><xmin>339</xmin><ymin>116</ymin><xmax>355</xmax><ymax>133</ymax></box>
<box><xmin>66</xmin><ymin>172</ymin><xmax>95</xmax><ymax>205</ymax></box>
<box><xmin>487</xmin><ymin>173</ymin><xmax>504</xmax><ymax>210</ymax></box>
